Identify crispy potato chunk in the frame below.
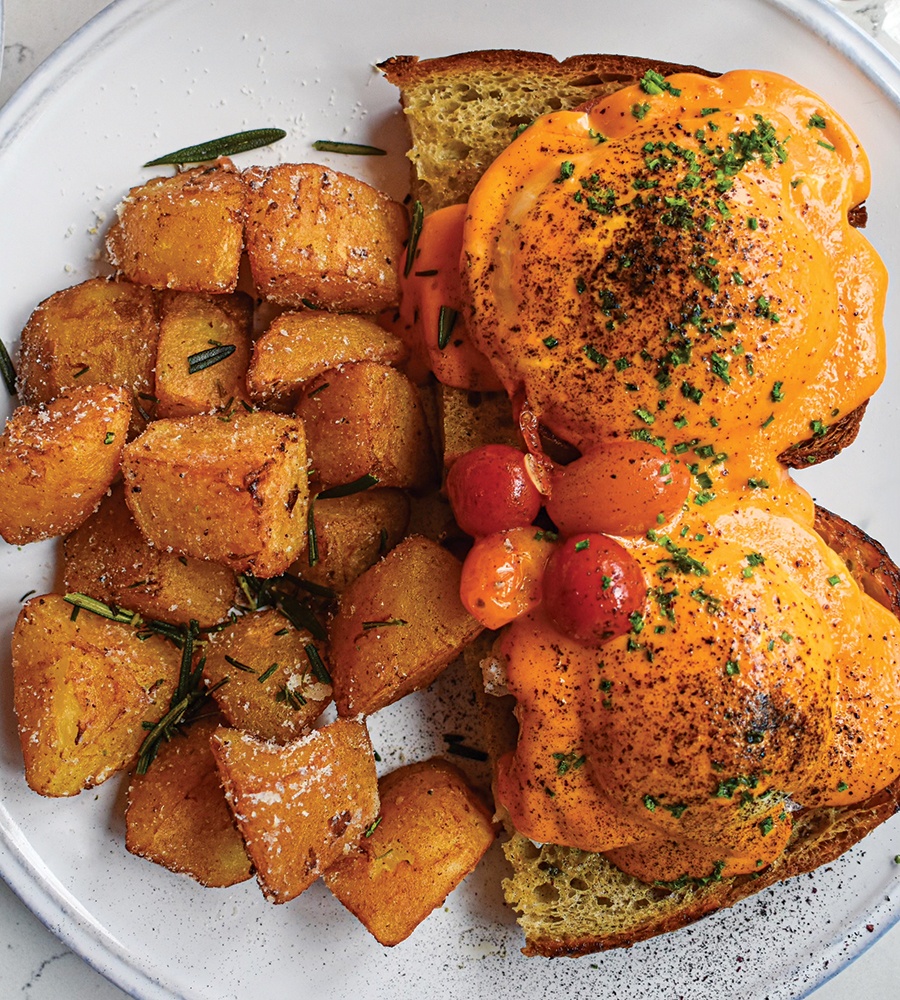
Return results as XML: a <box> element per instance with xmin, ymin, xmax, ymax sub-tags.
<box><xmin>17</xmin><ymin>277</ymin><xmax>158</xmax><ymax>435</ymax></box>
<box><xmin>202</xmin><ymin>609</ymin><xmax>332</xmax><ymax>742</ymax></box>
<box><xmin>243</xmin><ymin>163</ymin><xmax>407</xmax><ymax>312</ymax></box>
<box><xmin>296</xmin><ymin>489</ymin><xmax>410</xmax><ymax>592</ymax></box>
<box><xmin>297</xmin><ymin>361</ymin><xmax>437</xmax><ymax>492</ymax></box>
<box><xmin>106</xmin><ymin>162</ymin><xmax>245</xmax><ymax>293</ymax></box>
<box><xmin>154</xmin><ymin>291</ymin><xmax>253</xmax><ymax>418</ymax></box>
<box><xmin>210</xmin><ymin>718</ymin><xmax>379</xmax><ymax>903</ymax></box>
<box><xmin>126</xmin><ymin>714</ymin><xmax>253</xmax><ymax>888</ymax></box>
<box><xmin>11</xmin><ymin>594</ymin><xmax>181</xmax><ymax>797</ymax></box>
<box><xmin>123</xmin><ymin>411</ymin><xmax>308</xmax><ymax>578</ymax></box>
<box><xmin>439</xmin><ymin>386</ymin><xmax>520</xmax><ymax>470</ymax></box>
<box><xmin>323</xmin><ymin>758</ymin><xmax>495</xmax><ymax>945</ymax></box>
<box><xmin>63</xmin><ymin>483</ymin><xmax>235</xmax><ymax>627</ymax></box>
<box><xmin>0</xmin><ymin>384</ymin><xmax>131</xmax><ymax>545</ymax></box>
<box><xmin>328</xmin><ymin>535</ymin><xmax>483</xmax><ymax>715</ymax></box>
<box><xmin>247</xmin><ymin>311</ymin><xmax>408</xmax><ymax>410</ymax></box>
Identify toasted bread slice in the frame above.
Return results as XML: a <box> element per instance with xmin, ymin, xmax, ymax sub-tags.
<box><xmin>501</xmin><ymin>505</ymin><xmax>900</xmax><ymax>956</ymax></box>
<box><xmin>380</xmin><ymin>49</ymin><xmax>867</xmax><ymax>466</ymax></box>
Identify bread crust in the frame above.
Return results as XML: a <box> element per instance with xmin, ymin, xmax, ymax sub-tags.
<box><xmin>379</xmin><ymin>50</ymin><xmax>713</xmax><ymax>88</ymax></box>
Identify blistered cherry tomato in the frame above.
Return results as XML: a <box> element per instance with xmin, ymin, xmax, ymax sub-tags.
<box><xmin>542</xmin><ymin>533</ymin><xmax>645</xmax><ymax>647</ymax></box>
<box><xmin>546</xmin><ymin>440</ymin><xmax>690</xmax><ymax>537</ymax></box>
<box><xmin>447</xmin><ymin>444</ymin><xmax>543</xmax><ymax>537</ymax></box>
<box><xmin>459</xmin><ymin>526</ymin><xmax>556</xmax><ymax>630</ymax></box>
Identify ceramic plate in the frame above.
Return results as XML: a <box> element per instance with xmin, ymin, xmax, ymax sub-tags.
<box><xmin>1</xmin><ymin>0</ymin><xmax>899</xmax><ymax>997</ymax></box>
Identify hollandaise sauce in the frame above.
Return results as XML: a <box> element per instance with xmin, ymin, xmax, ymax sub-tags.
<box><xmin>399</xmin><ymin>69</ymin><xmax>898</xmax><ymax>883</ymax></box>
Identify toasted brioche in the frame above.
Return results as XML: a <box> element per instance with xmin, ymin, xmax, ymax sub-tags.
<box><xmin>383</xmin><ymin>50</ymin><xmax>899</xmax><ymax>956</ymax></box>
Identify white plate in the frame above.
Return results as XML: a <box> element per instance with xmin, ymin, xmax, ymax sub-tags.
<box><xmin>2</xmin><ymin>1</ymin><xmax>900</xmax><ymax>998</ymax></box>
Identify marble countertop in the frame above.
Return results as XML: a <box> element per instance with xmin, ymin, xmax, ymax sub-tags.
<box><xmin>2</xmin><ymin>1</ymin><xmax>900</xmax><ymax>998</ymax></box>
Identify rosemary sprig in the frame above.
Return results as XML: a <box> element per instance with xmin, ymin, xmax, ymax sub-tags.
<box><xmin>143</xmin><ymin>127</ymin><xmax>287</xmax><ymax>167</ymax></box>
<box><xmin>135</xmin><ymin>620</ymin><xmax>216</xmax><ymax>775</ymax></box>
<box><xmin>63</xmin><ymin>593</ymin><xmax>141</xmax><ymax>626</ymax></box>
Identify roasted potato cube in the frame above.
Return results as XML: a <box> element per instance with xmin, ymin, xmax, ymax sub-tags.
<box><xmin>243</xmin><ymin>163</ymin><xmax>407</xmax><ymax>312</ymax></box>
<box><xmin>123</xmin><ymin>411</ymin><xmax>308</xmax><ymax>578</ymax></box>
<box><xmin>247</xmin><ymin>311</ymin><xmax>407</xmax><ymax>410</ymax></box>
<box><xmin>328</xmin><ymin>535</ymin><xmax>483</xmax><ymax>715</ymax></box>
<box><xmin>202</xmin><ymin>609</ymin><xmax>332</xmax><ymax>742</ymax></box>
<box><xmin>17</xmin><ymin>276</ymin><xmax>158</xmax><ymax>434</ymax></box>
<box><xmin>323</xmin><ymin>758</ymin><xmax>495</xmax><ymax>945</ymax></box>
<box><xmin>125</xmin><ymin>714</ymin><xmax>253</xmax><ymax>888</ymax></box>
<box><xmin>0</xmin><ymin>384</ymin><xmax>131</xmax><ymax>545</ymax></box>
<box><xmin>439</xmin><ymin>386</ymin><xmax>519</xmax><ymax>470</ymax></box>
<box><xmin>296</xmin><ymin>488</ymin><xmax>410</xmax><ymax>592</ymax></box>
<box><xmin>63</xmin><ymin>483</ymin><xmax>235</xmax><ymax>627</ymax></box>
<box><xmin>106</xmin><ymin>162</ymin><xmax>244</xmax><ymax>293</ymax></box>
<box><xmin>297</xmin><ymin>361</ymin><xmax>437</xmax><ymax>492</ymax></box>
<box><xmin>154</xmin><ymin>291</ymin><xmax>253</xmax><ymax>418</ymax></box>
<box><xmin>11</xmin><ymin>594</ymin><xmax>181</xmax><ymax>796</ymax></box>
<box><xmin>210</xmin><ymin>718</ymin><xmax>379</xmax><ymax>902</ymax></box>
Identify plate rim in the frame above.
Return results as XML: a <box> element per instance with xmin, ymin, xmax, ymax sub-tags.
<box><xmin>1</xmin><ymin>1</ymin><xmax>900</xmax><ymax>998</ymax></box>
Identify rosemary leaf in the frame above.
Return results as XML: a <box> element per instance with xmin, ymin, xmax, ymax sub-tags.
<box><xmin>304</xmin><ymin>642</ymin><xmax>332</xmax><ymax>685</ymax></box>
<box><xmin>143</xmin><ymin>127</ymin><xmax>287</xmax><ymax>167</ymax></box>
<box><xmin>437</xmin><ymin>306</ymin><xmax>458</xmax><ymax>350</ymax></box>
<box><xmin>404</xmin><ymin>200</ymin><xmax>424</xmax><ymax>277</ymax></box>
<box><xmin>0</xmin><ymin>338</ymin><xmax>17</xmax><ymax>395</ymax></box>
<box><xmin>312</xmin><ymin>140</ymin><xmax>387</xmax><ymax>156</ymax></box>
<box><xmin>63</xmin><ymin>593</ymin><xmax>140</xmax><ymax>625</ymax></box>
<box><xmin>316</xmin><ymin>473</ymin><xmax>379</xmax><ymax>500</ymax></box>
<box><xmin>187</xmin><ymin>343</ymin><xmax>236</xmax><ymax>374</ymax></box>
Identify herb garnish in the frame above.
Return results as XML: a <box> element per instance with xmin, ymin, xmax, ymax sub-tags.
<box><xmin>311</xmin><ymin>140</ymin><xmax>386</xmax><ymax>156</ymax></box>
<box><xmin>144</xmin><ymin>128</ymin><xmax>287</xmax><ymax>167</ymax></box>
<box><xmin>0</xmin><ymin>339</ymin><xmax>17</xmax><ymax>395</ymax></box>
<box><xmin>187</xmin><ymin>344</ymin><xmax>236</xmax><ymax>374</ymax></box>
<box><xmin>404</xmin><ymin>200</ymin><xmax>424</xmax><ymax>277</ymax></box>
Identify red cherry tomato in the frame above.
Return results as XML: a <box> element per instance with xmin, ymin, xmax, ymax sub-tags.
<box><xmin>542</xmin><ymin>533</ymin><xmax>645</xmax><ymax>647</ymax></box>
<box><xmin>546</xmin><ymin>440</ymin><xmax>691</xmax><ymax>537</ymax></box>
<box><xmin>446</xmin><ymin>444</ymin><xmax>542</xmax><ymax>537</ymax></box>
<box><xmin>459</xmin><ymin>527</ymin><xmax>556</xmax><ymax>630</ymax></box>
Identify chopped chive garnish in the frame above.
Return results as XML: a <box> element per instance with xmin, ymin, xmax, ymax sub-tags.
<box><xmin>312</xmin><ymin>140</ymin><xmax>386</xmax><ymax>156</ymax></box>
<box><xmin>144</xmin><ymin>128</ymin><xmax>286</xmax><ymax>166</ymax></box>
<box><xmin>188</xmin><ymin>343</ymin><xmax>236</xmax><ymax>374</ymax></box>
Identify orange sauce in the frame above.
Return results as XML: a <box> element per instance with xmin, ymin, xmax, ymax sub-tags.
<box><xmin>401</xmin><ymin>70</ymin><xmax>899</xmax><ymax>881</ymax></box>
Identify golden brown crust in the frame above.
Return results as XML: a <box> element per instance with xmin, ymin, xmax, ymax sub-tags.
<box><xmin>378</xmin><ymin>50</ymin><xmax>714</xmax><ymax>89</ymax></box>
<box><xmin>778</xmin><ymin>401</ymin><xmax>868</xmax><ymax>468</ymax></box>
